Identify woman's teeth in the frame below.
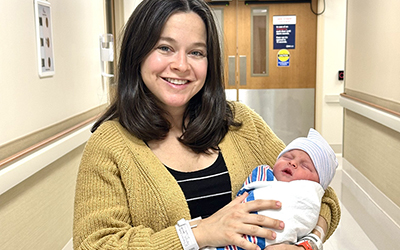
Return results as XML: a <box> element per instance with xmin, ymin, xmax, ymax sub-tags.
<box><xmin>165</xmin><ymin>78</ymin><xmax>188</xmax><ymax>85</ymax></box>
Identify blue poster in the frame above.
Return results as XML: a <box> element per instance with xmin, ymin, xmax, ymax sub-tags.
<box><xmin>273</xmin><ymin>16</ymin><xmax>296</xmax><ymax>50</ymax></box>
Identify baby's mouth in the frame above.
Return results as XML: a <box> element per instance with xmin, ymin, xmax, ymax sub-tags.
<box><xmin>282</xmin><ymin>168</ymin><xmax>293</xmax><ymax>176</ymax></box>
<box><xmin>164</xmin><ymin>77</ymin><xmax>189</xmax><ymax>85</ymax></box>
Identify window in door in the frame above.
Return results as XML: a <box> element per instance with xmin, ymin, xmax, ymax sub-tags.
<box><xmin>251</xmin><ymin>7</ymin><xmax>269</xmax><ymax>76</ymax></box>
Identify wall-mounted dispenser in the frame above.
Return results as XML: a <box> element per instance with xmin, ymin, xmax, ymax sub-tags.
<box><xmin>34</xmin><ymin>0</ymin><xmax>55</xmax><ymax>77</ymax></box>
<box><xmin>99</xmin><ymin>34</ymin><xmax>114</xmax><ymax>78</ymax></box>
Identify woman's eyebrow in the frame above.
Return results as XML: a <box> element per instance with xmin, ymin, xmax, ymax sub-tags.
<box><xmin>158</xmin><ymin>36</ymin><xmax>175</xmax><ymax>43</ymax></box>
<box><xmin>158</xmin><ymin>36</ymin><xmax>207</xmax><ymax>48</ymax></box>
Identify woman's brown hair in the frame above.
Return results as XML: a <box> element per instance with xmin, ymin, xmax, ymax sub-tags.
<box><xmin>92</xmin><ymin>0</ymin><xmax>241</xmax><ymax>153</ymax></box>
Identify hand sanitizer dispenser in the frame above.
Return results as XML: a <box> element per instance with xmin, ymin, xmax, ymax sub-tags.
<box><xmin>100</xmin><ymin>34</ymin><xmax>114</xmax><ymax>77</ymax></box>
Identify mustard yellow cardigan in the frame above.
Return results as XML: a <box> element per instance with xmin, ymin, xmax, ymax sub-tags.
<box><xmin>73</xmin><ymin>102</ymin><xmax>340</xmax><ymax>250</ymax></box>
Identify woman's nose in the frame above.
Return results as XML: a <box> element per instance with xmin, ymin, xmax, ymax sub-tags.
<box><xmin>171</xmin><ymin>52</ymin><xmax>190</xmax><ymax>72</ymax></box>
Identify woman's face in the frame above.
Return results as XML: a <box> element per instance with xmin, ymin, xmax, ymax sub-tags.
<box><xmin>141</xmin><ymin>11</ymin><xmax>208</xmax><ymax>113</ymax></box>
<box><xmin>273</xmin><ymin>149</ymin><xmax>320</xmax><ymax>183</ymax></box>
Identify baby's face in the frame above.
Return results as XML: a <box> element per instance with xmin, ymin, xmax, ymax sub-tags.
<box><xmin>273</xmin><ymin>149</ymin><xmax>319</xmax><ymax>183</ymax></box>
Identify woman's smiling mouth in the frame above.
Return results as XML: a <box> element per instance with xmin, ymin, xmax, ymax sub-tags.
<box><xmin>164</xmin><ymin>77</ymin><xmax>189</xmax><ymax>85</ymax></box>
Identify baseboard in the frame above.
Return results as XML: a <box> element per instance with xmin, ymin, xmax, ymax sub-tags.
<box><xmin>341</xmin><ymin>158</ymin><xmax>400</xmax><ymax>249</ymax></box>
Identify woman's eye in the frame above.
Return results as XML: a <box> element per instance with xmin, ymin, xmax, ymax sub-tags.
<box><xmin>157</xmin><ymin>46</ymin><xmax>171</xmax><ymax>52</ymax></box>
<box><xmin>190</xmin><ymin>50</ymin><xmax>206</xmax><ymax>57</ymax></box>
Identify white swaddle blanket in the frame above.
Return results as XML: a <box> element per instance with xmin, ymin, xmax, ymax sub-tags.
<box><xmin>202</xmin><ymin>180</ymin><xmax>324</xmax><ymax>250</ymax></box>
<box><xmin>244</xmin><ymin>180</ymin><xmax>324</xmax><ymax>245</ymax></box>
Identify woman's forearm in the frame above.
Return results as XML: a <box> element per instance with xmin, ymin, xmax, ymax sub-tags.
<box><xmin>312</xmin><ymin>216</ymin><xmax>327</xmax><ymax>241</ymax></box>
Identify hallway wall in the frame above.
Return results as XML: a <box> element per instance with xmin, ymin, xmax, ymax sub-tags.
<box><xmin>343</xmin><ymin>0</ymin><xmax>400</xmax><ymax>208</ymax></box>
<box><xmin>0</xmin><ymin>145</ymin><xmax>83</xmax><ymax>249</ymax></box>
<box><xmin>339</xmin><ymin>7</ymin><xmax>400</xmax><ymax>248</ymax></box>
<box><xmin>0</xmin><ymin>0</ymin><xmax>106</xmax><ymax>148</ymax></box>
<box><xmin>0</xmin><ymin>1</ymin><xmax>105</xmax><ymax>249</ymax></box>
<box><xmin>341</xmin><ymin>0</ymin><xmax>400</xmax><ymax>242</ymax></box>
<box><xmin>315</xmin><ymin>0</ymin><xmax>346</xmax><ymax>153</ymax></box>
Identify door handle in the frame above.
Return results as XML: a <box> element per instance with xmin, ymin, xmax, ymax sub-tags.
<box><xmin>228</xmin><ymin>56</ymin><xmax>235</xmax><ymax>86</ymax></box>
<box><xmin>239</xmin><ymin>55</ymin><xmax>246</xmax><ymax>86</ymax></box>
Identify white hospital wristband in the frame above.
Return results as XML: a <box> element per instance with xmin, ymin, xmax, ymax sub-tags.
<box><xmin>302</xmin><ymin>233</ymin><xmax>323</xmax><ymax>250</ymax></box>
<box><xmin>175</xmin><ymin>218</ymin><xmax>200</xmax><ymax>250</ymax></box>
<box><xmin>314</xmin><ymin>225</ymin><xmax>325</xmax><ymax>241</ymax></box>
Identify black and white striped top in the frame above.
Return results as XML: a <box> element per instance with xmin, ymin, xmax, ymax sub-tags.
<box><xmin>166</xmin><ymin>152</ymin><xmax>232</xmax><ymax>218</ymax></box>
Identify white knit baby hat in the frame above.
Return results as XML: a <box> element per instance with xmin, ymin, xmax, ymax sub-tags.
<box><xmin>277</xmin><ymin>128</ymin><xmax>338</xmax><ymax>190</ymax></box>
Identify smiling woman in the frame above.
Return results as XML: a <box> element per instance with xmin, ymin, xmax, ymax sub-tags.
<box><xmin>73</xmin><ymin>1</ymin><xmax>340</xmax><ymax>250</ymax></box>
<box><xmin>140</xmin><ymin>12</ymin><xmax>208</xmax><ymax>114</ymax></box>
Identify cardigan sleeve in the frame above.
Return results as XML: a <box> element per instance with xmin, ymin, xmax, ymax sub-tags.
<box><xmin>73</xmin><ymin>123</ymin><xmax>184</xmax><ymax>250</ymax></box>
<box><xmin>320</xmin><ymin>186</ymin><xmax>341</xmax><ymax>241</ymax></box>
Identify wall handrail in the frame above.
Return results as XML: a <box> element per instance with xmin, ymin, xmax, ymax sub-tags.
<box><xmin>0</xmin><ymin>116</ymin><xmax>98</xmax><ymax>196</ymax></box>
<box><xmin>340</xmin><ymin>93</ymin><xmax>400</xmax><ymax>118</ymax></box>
<box><xmin>340</xmin><ymin>93</ymin><xmax>400</xmax><ymax>134</ymax></box>
<box><xmin>0</xmin><ymin>116</ymin><xmax>98</xmax><ymax>170</ymax></box>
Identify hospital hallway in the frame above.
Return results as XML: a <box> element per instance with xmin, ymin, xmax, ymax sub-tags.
<box><xmin>323</xmin><ymin>152</ymin><xmax>400</xmax><ymax>250</ymax></box>
<box><xmin>323</xmin><ymin>156</ymin><xmax>379</xmax><ymax>250</ymax></box>
<box><xmin>1</xmin><ymin>0</ymin><xmax>400</xmax><ymax>249</ymax></box>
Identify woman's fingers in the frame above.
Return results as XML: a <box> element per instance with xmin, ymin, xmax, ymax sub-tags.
<box><xmin>239</xmin><ymin>199</ymin><xmax>284</xmax><ymax>230</ymax></box>
<box><xmin>228</xmin><ymin>197</ymin><xmax>285</xmax><ymax>234</ymax></box>
<box><xmin>243</xmin><ymin>199</ymin><xmax>282</xmax><ymax>213</ymax></box>
<box><xmin>193</xmin><ymin>196</ymin><xmax>285</xmax><ymax>248</ymax></box>
<box><xmin>240</xmin><ymin>221</ymin><xmax>279</xmax><ymax>240</ymax></box>
<box><xmin>246</xmin><ymin>212</ymin><xmax>284</xmax><ymax>232</ymax></box>
<box><xmin>232</xmin><ymin>236</ymin><xmax>263</xmax><ymax>250</ymax></box>
<box><xmin>232</xmin><ymin>191</ymin><xmax>250</xmax><ymax>203</ymax></box>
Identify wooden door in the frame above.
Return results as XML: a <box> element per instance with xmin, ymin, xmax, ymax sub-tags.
<box><xmin>209</xmin><ymin>0</ymin><xmax>318</xmax><ymax>144</ymax></box>
<box><xmin>209</xmin><ymin>0</ymin><xmax>317</xmax><ymax>90</ymax></box>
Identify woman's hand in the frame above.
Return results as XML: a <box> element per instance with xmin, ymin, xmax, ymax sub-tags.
<box><xmin>265</xmin><ymin>244</ymin><xmax>304</xmax><ymax>250</ymax></box>
<box><xmin>193</xmin><ymin>192</ymin><xmax>284</xmax><ymax>250</ymax></box>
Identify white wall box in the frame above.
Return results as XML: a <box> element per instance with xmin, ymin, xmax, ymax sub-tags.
<box><xmin>34</xmin><ymin>0</ymin><xmax>55</xmax><ymax>77</ymax></box>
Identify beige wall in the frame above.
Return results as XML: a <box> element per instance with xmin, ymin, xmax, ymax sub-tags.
<box><xmin>343</xmin><ymin>0</ymin><xmax>400</xmax><ymax>207</ymax></box>
<box><xmin>343</xmin><ymin>110</ymin><xmax>400</xmax><ymax>206</ymax></box>
<box><xmin>345</xmin><ymin>0</ymin><xmax>400</xmax><ymax>105</ymax></box>
<box><xmin>0</xmin><ymin>0</ymin><xmax>105</xmax><ymax>249</ymax></box>
<box><xmin>0</xmin><ymin>0</ymin><xmax>106</xmax><ymax>146</ymax></box>
<box><xmin>0</xmin><ymin>145</ymin><xmax>84</xmax><ymax>249</ymax></box>
<box><xmin>123</xmin><ymin>0</ymin><xmax>143</xmax><ymax>23</ymax></box>
<box><xmin>315</xmin><ymin>0</ymin><xmax>346</xmax><ymax>152</ymax></box>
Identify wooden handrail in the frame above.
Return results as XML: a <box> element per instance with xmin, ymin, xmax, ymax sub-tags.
<box><xmin>0</xmin><ymin>115</ymin><xmax>99</xmax><ymax>170</ymax></box>
<box><xmin>340</xmin><ymin>93</ymin><xmax>400</xmax><ymax>118</ymax></box>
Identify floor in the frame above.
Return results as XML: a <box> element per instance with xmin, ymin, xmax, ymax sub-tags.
<box><xmin>323</xmin><ymin>156</ymin><xmax>378</xmax><ymax>250</ymax></box>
